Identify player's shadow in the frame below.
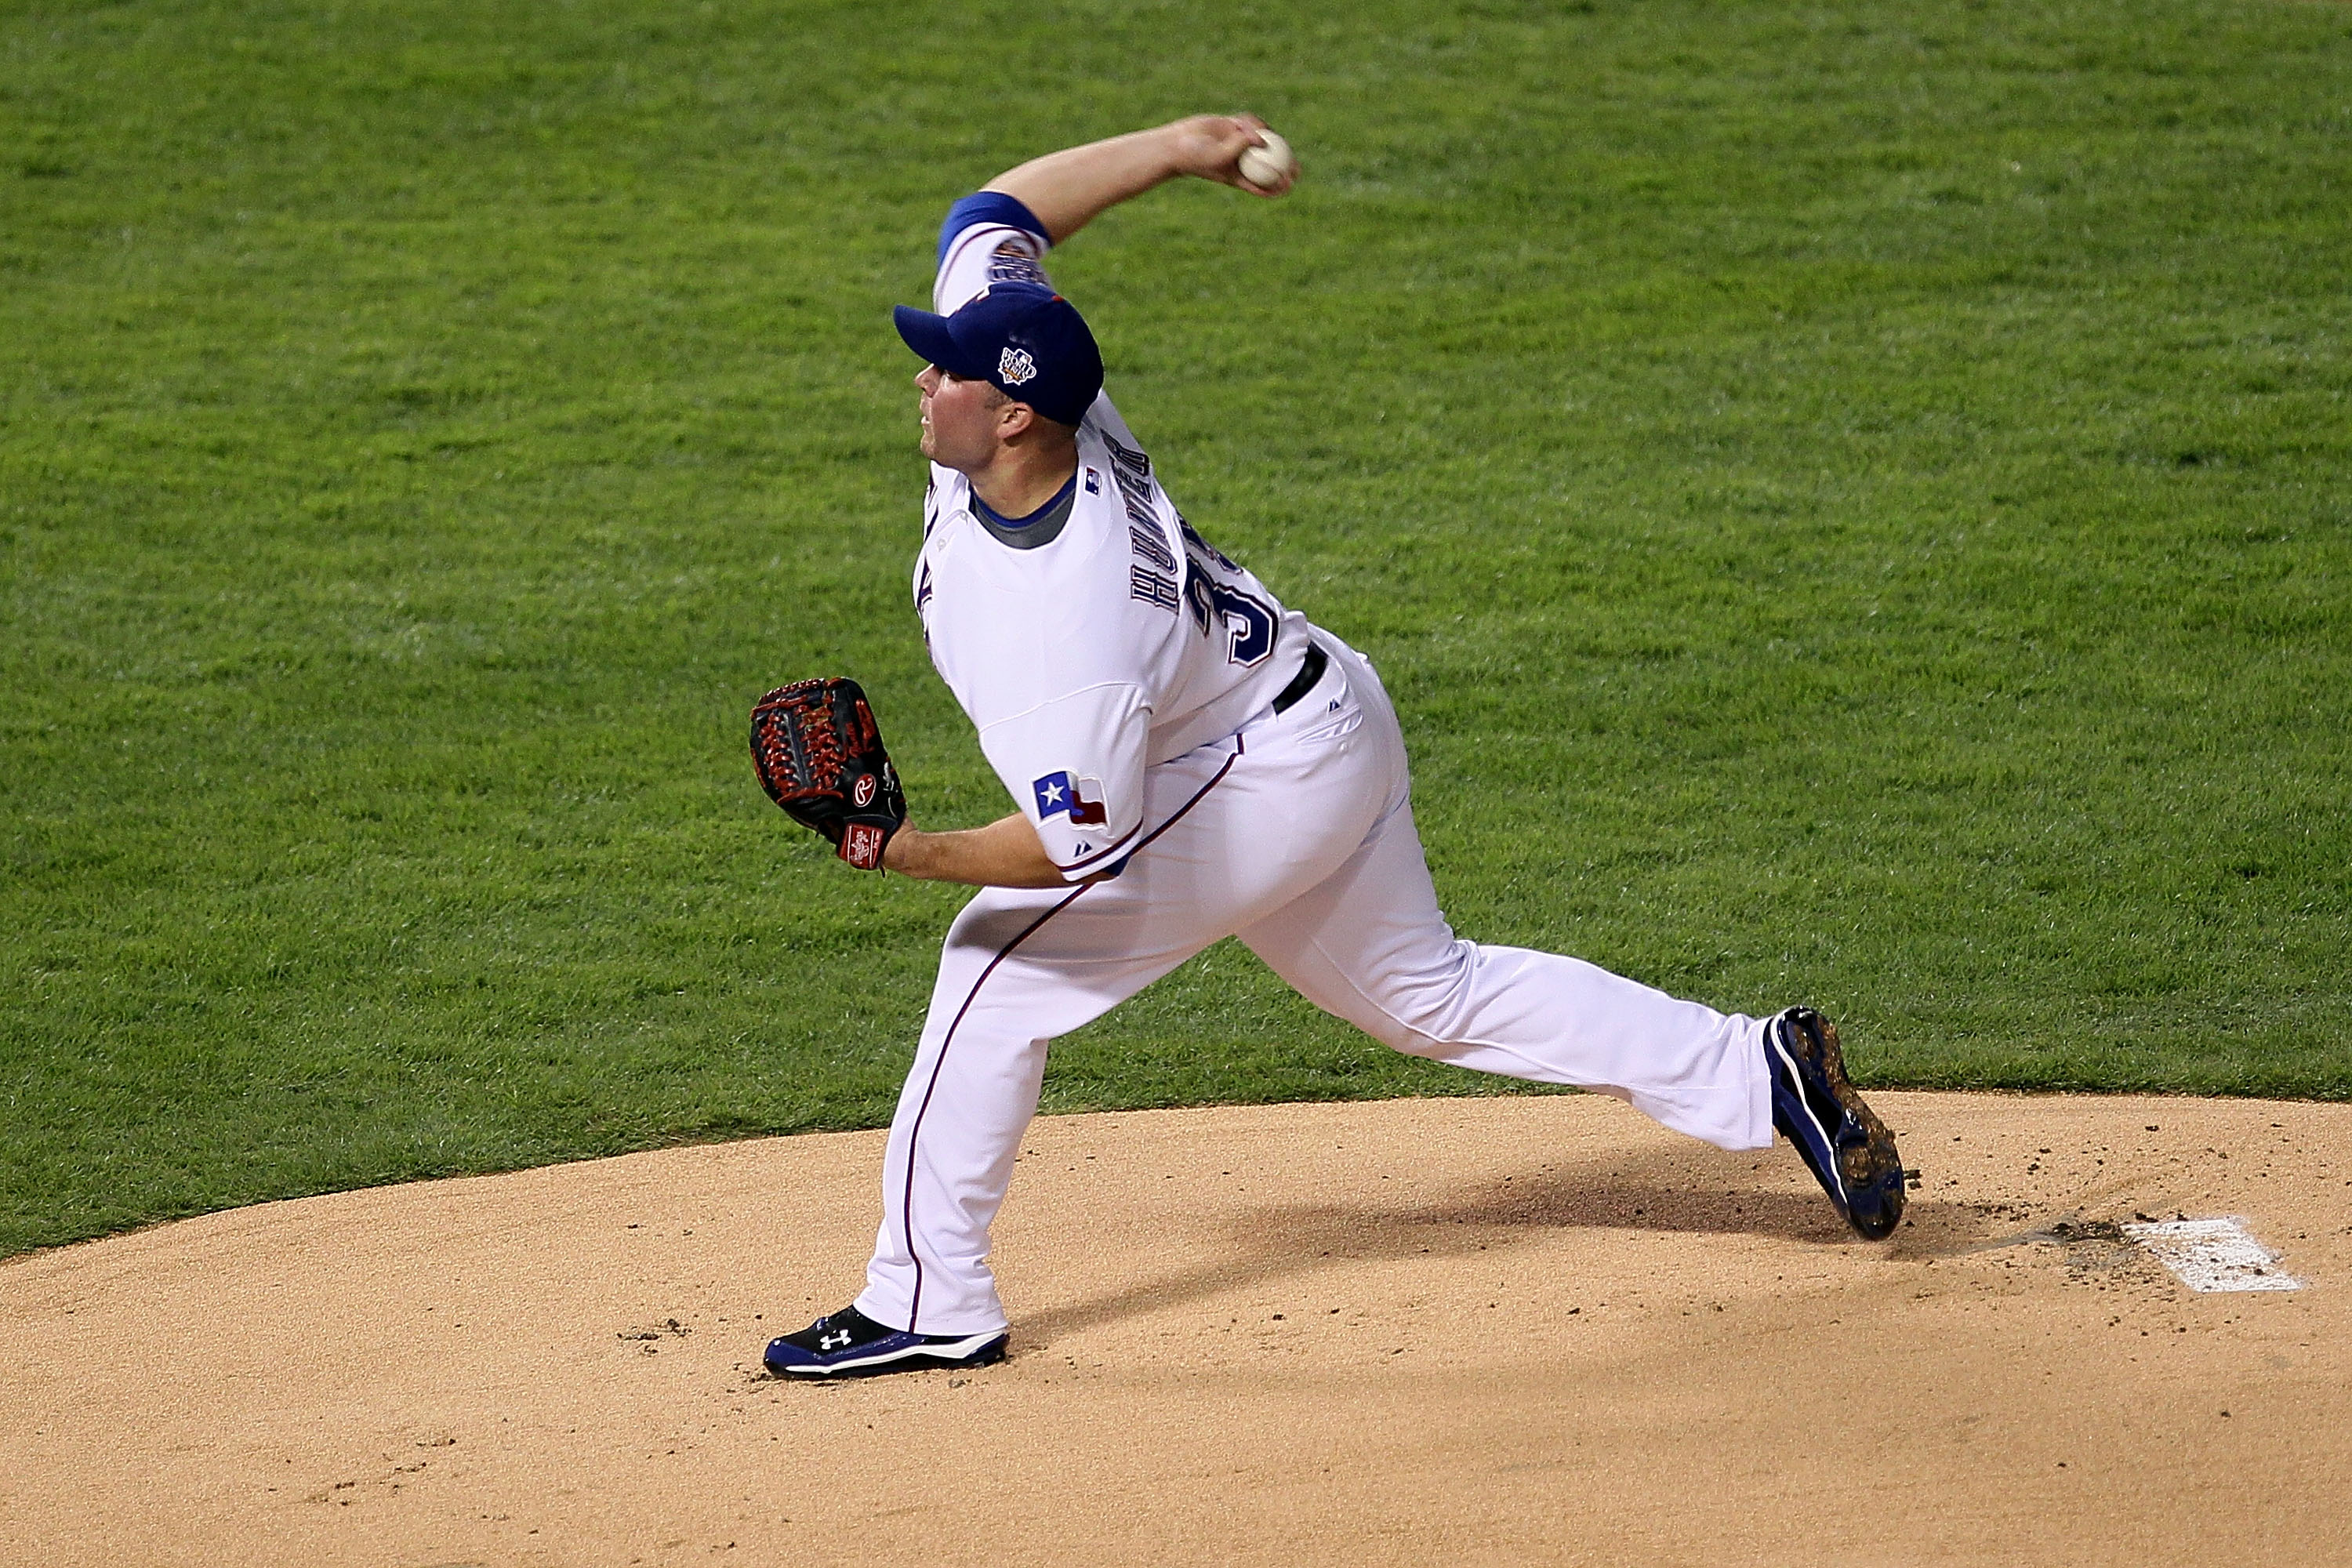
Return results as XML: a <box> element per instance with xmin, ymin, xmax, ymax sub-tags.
<box><xmin>1016</xmin><ymin>1141</ymin><xmax>1981</xmax><ymax>1344</ymax></box>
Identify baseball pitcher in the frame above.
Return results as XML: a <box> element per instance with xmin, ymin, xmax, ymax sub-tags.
<box><xmin>755</xmin><ymin>115</ymin><xmax>1907</xmax><ymax>1378</ymax></box>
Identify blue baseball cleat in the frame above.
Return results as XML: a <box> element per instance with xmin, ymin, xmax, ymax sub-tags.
<box><xmin>763</xmin><ymin>1305</ymin><xmax>1008</xmax><ymax>1380</ymax></box>
<box><xmin>1766</xmin><ymin>1007</ymin><xmax>1907</xmax><ymax>1240</ymax></box>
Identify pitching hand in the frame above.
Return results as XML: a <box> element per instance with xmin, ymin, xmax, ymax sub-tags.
<box><xmin>1162</xmin><ymin>114</ymin><xmax>1296</xmax><ymax>197</ymax></box>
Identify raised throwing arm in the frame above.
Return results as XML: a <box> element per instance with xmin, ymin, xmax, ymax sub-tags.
<box><xmin>982</xmin><ymin>114</ymin><xmax>1295</xmax><ymax>245</ymax></box>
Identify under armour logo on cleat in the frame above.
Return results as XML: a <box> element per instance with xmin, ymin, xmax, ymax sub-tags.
<box><xmin>818</xmin><ymin>1330</ymin><xmax>853</xmax><ymax>1350</ymax></box>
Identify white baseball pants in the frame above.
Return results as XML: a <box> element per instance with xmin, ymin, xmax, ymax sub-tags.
<box><xmin>858</xmin><ymin>638</ymin><xmax>1775</xmax><ymax>1335</ymax></box>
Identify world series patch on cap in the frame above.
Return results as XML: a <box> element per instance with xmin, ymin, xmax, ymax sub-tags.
<box><xmin>894</xmin><ymin>281</ymin><xmax>1105</xmax><ymax>426</ymax></box>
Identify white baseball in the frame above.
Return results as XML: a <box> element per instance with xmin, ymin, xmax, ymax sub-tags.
<box><xmin>1236</xmin><ymin>130</ymin><xmax>1297</xmax><ymax>192</ymax></box>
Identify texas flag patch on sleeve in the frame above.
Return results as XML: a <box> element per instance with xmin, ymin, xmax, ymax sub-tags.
<box><xmin>1032</xmin><ymin>770</ymin><xmax>1108</xmax><ymax>826</ymax></box>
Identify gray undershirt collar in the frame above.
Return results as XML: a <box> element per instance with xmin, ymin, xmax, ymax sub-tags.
<box><xmin>968</xmin><ymin>473</ymin><xmax>1077</xmax><ymax>550</ymax></box>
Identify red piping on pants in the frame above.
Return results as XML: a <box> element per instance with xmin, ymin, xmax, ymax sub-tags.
<box><xmin>899</xmin><ymin>738</ymin><xmax>1244</xmax><ymax>1330</ymax></box>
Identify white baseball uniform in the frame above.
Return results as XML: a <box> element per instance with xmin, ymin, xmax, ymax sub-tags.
<box><xmin>857</xmin><ymin>194</ymin><xmax>1775</xmax><ymax>1336</ymax></box>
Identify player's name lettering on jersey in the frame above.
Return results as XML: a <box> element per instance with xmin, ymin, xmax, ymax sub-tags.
<box><xmin>1130</xmin><ymin>566</ymin><xmax>1178</xmax><ymax>610</ymax></box>
<box><xmin>1104</xmin><ymin>440</ymin><xmax>1165</xmax><ymax>544</ymax></box>
<box><xmin>1104</xmin><ymin>437</ymin><xmax>1154</xmax><ymax>516</ymax></box>
<box><xmin>1032</xmin><ymin>770</ymin><xmax>1107</xmax><ymax>826</ymax></box>
<box><xmin>1128</xmin><ymin>521</ymin><xmax>1178</xmax><ymax>574</ymax></box>
<box><xmin>1130</xmin><ymin>564</ymin><xmax>1180</xmax><ymax>611</ymax></box>
<box><xmin>1097</xmin><ymin>443</ymin><xmax>1183</xmax><ymax>614</ymax></box>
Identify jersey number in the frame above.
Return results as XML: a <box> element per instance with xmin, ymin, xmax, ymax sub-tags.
<box><xmin>1185</xmin><ymin>564</ymin><xmax>1276</xmax><ymax>667</ymax></box>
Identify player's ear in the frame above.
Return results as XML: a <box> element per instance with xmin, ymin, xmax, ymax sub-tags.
<box><xmin>996</xmin><ymin>401</ymin><xmax>1038</xmax><ymax>441</ymax></box>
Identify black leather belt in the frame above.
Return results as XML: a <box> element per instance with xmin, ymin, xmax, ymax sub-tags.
<box><xmin>1270</xmin><ymin>641</ymin><xmax>1329</xmax><ymax>715</ymax></box>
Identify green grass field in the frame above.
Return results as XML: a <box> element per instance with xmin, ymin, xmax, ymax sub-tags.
<box><xmin>5</xmin><ymin>0</ymin><xmax>2348</xmax><ymax>1257</ymax></box>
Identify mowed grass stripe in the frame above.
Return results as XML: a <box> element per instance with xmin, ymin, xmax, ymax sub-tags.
<box><xmin>2</xmin><ymin>0</ymin><xmax>2347</xmax><ymax>1253</ymax></box>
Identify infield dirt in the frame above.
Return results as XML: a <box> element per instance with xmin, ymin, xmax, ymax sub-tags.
<box><xmin>5</xmin><ymin>1092</ymin><xmax>2347</xmax><ymax>1566</ymax></box>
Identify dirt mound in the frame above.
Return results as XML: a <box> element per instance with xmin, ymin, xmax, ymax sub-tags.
<box><xmin>4</xmin><ymin>1093</ymin><xmax>2346</xmax><ymax>1566</ymax></box>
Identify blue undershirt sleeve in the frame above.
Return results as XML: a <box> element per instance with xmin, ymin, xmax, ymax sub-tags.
<box><xmin>935</xmin><ymin>192</ymin><xmax>1052</xmax><ymax>266</ymax></box>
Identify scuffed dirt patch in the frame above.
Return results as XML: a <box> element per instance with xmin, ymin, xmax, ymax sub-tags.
<box><xmin>2</xmin><ymin>1092</ymin><xmax>2348</xmax><ymax>1566</ymax></box>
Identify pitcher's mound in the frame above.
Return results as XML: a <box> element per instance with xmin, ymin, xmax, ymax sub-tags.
<box><xmin>5</xmin><ymin>1092</ymin><xmax>2347</xmax><ymax>1566</ymax></box>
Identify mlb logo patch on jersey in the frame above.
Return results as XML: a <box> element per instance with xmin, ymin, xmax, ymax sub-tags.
<box><xmin>1032</xmin><ymin>770</ymin><xmax>1108</xmax><ymax>826</ymax></box>
<box><xmin>1083</xmin><ymin>467</ymin><xmax>1100</xmax><ymax>495</ymax></box>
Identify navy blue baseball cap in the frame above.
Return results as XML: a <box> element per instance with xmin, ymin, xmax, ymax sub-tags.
<box><xmin>894</xmin><ymin>281</ymin><xmax>1104</xmax><ymax>427</ymax></box>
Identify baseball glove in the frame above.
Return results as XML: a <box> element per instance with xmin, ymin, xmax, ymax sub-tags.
<box><xmin>750</xmin><ymin>677</ymin><xmax>907</xmax><ymax>871</ymax></box>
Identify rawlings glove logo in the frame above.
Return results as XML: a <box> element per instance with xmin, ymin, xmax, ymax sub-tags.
<box><xmin>997</xmin><ymin>347</ymin><xmax>1038</xmax><ymax>387</ymax></box>
<box><xmin>749</xmin><ymin>677</ymin><xmax>907</xmax><ymax>873</ymax></box>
